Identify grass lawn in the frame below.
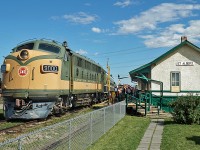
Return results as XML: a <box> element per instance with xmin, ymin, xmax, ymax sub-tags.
<box><xmin>88</xmin><ymin>115</ymin><xmax>150</xmax><ymax>150</ymax></box>
<box><xmin>161</xmin><ymin>119</ymin><xmax>200</xmax><ymax>150</ymax></box>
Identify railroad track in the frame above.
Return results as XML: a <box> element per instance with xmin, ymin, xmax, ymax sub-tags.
<box><xmin>0</xmin><ymin>106</ymin><xmax>91</xmax><ymax>136</ymax></box>
<box><xmin>0</xmin><ymin>120</ymin><xmax>42</xmax><ymax>135</ymax></box>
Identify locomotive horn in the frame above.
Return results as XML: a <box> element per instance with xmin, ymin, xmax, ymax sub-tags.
<box><xmin>62</xmin><ymin>41</ymin><xmax>68</xmax><ymax>48</ymax></box>
<box><xmin>63</xmin><ymin>41</ymin><xmax>72</xmax><ymax>55</ymax></box>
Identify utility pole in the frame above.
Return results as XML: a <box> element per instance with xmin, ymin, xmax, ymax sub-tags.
<box><xmin>107</xmin><ymin>59</ymin><xmax>111</xmax><ymax>104</ymax></box>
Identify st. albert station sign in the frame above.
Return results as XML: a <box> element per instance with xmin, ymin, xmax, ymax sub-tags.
<box><xmin>176</xmin><ymin>61</ymin><xmax>194</xmax><ymax>66</ymax></box>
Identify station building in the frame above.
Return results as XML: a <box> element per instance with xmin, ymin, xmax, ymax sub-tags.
<box><xmin>129</xmin><ymin>37</ymin><xmax>200</xmax><ymax>111</ymax></box>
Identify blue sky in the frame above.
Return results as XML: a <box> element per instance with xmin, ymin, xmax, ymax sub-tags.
<box><xmin>1</xmin><ymin>0</ymin><xmax>200</xmax><ymax>85</ymax></box>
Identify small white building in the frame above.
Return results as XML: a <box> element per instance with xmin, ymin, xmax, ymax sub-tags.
<box><xmin>129</xmin><ymin>37</ymin><xmax>200</xmax><ymax>111</ymax></box>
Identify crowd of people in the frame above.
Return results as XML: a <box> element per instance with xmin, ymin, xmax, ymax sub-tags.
<box><xmin>109</xmin><ymin>84</ymin><xmax>136</xmax><ymax>103</ymax></box>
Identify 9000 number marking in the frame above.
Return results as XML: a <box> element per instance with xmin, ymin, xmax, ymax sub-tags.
<box><xmin>42</xmin><ymin>65</ymin><xmax>59</xmax><ymax>73</ymax></box>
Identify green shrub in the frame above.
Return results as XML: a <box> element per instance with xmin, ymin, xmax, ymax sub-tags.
<box><xmin>170</xmin><ymin>96</ymin><xmax>200</xmax><ymax>124</ymax></box>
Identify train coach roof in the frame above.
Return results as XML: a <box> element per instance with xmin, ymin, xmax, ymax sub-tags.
<box><xmin>71</xmin><ymin>51</ymin><xmax>102</xmax><ymax>68</ymax></box>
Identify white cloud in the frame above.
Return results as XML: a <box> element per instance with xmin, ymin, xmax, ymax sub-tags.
<box><xmin>115</xmin><ymin>3</ymin><xmax>200</xmax><ymax>34</ymax></box>
<box><xmin>50</xmin><ymin>16</ymin><xmax>60</xmax><ymax>20</ymax></box>
<box><xmin>91</xmin><ymin>27</ymin><xmax>110</xmax><ymax>34</ymax></box>
<box><xmin>114</xmin><ymin>0</ymin><xmax>132</xmax><ymax>8</ymax></box>
<box><xmin>141</xmin><ymin>20</ymin><xmax>200</xmax><ymax>48</ymax></box>
<box><xmin>94</xmin><ymin>52</ymin><xmax>99</xmax><ymax>56</ymax></box>
<box><xmin>75</xmin><ymin>49</ymin><xmax>88</xmax><ymax>55</ymax></box>
<box><xmin>63</xmin><ymin>12</ymin><xmax>98</xmax><ymax>24</ymax></box>
<box><xmin>92</xmin><ymin>27</ymin><xmax>101</xmax><ymax>33</ymax></box>
<box><xmin>84</xmin><ymin>3</ymin><xmax>91</xmax><ymax>6</ymax></box>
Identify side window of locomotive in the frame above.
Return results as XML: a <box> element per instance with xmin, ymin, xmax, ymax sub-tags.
<box><xmin>77</xmin><ymin>57</ymin><xmax>83</xmax><ymax>67</ymax></box>
<box><xmin>82</xmin><ymin>71</ymin><xmax>84</xmax><ymax>79</ymax></box>
<box><xmin>76</xmin><ymin>68</ymin><xmax>79</xmax><ymax>77</ymax></box>
<box><xmin>16</xmin><ymin>43</ymin><xmax>34</xmax><ymax>52</ymax></box>
<box><xmin>38</xmin><ymin>43</ymin><xmax>60</xmax><ymax>53</ymax></box>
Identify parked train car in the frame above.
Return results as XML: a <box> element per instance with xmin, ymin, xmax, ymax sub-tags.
<box><xmin>1</xmin><ymin>39</ymin><xmax>113</xmax><ymax>120</ymax></box>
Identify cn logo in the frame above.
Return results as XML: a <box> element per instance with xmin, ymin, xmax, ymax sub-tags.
<box><xmin>18</xmin><ymin>67</ymin><xmax>28</xmax><ymax>77</ymax></box>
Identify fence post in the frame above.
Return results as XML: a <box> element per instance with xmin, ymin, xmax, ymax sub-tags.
<box><xmin>104</xmin><ymin>107</ymin><xmax>106</xmax><ymax>134</ymax></box>
<box><xmin>124</xmin><ymin>100</ymin><xmax>126</xmax><ymax>116</ymax></box>
<box><xmin>18</xmin><ymin>139</ymin><xmax>22</xmax><ymax>150</ymax></box>
<box><xmin>90</xmin><ymin>113</ymin><xmax>93</xmax><ymax>144</ymax></box>
<box><xmin>120</xmin><ymin>102</ymin><xmax>122</xmax><ymax>118</ymax></box>
<box><xmin>125</xmin><ymin>93</ymin><xmax>128</xmax><ymax>108</ymax></box>
<box><xmin>113</xmin><ymin>104</ymin><xmax>115</xmax><ymax>125</ymax></box>
<box><xmin>145</xmin><ymin>99</ymin><xmax>147</xmax><ymax>116</ymax></box>
<box><xmin>68</xmin><ymin>120</ymin><xmax>71</xmax><ymax>150</ymax></box>
<box><xmin>136</xmin><ymin>98</ymin><xmax>138</xmax><ymax>113</ymax></box>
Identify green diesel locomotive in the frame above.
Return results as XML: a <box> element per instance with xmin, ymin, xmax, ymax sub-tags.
<box><xmin>1</xmin><ymin>39</ymin><xmax>115</xmax><ymax>119</ymax></box>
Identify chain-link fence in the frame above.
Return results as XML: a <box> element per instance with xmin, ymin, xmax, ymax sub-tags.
<box><xmin>0</xmin><ymin>101</ymin><xmax>126</xmax><ymax>150</ymax></box>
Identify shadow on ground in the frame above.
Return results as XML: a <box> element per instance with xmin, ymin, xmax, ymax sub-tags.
<box><xmin>0</xmin><ymin>112</ymin><xmax>4</xmax><ymax>120</ymax></box>
<box><xmin>163</xmin><ymin>120</ymin><xmax>178</xmax><ymax>125</ymax></box>
<box><xmin>126</xmin><ymin>107</ymin><xmax>144</xmax><ymax>117</ymax></box>
<box><xmin>186</xmin><ymin>136</ymin><xmax>200</xmax><ymax>145</ymax></box>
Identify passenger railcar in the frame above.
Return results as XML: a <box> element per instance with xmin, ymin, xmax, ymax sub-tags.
<box><xmin>1</xmin><ymin>39</ymin><xmax>111</xmax><ymax>119</ymax></box>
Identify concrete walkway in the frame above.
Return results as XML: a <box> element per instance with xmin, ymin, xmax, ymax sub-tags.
<box><xmin>137</xmin><ymin>119</ymin><xmax>164</xmax><ymax>150</ymax></box>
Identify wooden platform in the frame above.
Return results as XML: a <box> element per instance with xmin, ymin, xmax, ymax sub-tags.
<box><xmin>127</xmin><ymin>102</ymin><xmax>146</xmax><ymax>107</ymax></box>
<box><xmin>92</xmin><ymin>101</ymin><xmax>109</xmax><ymax>109</ymax></box>
<box><xmin>127</xmin><ymin>102</ymin><xmax>172</xmax><ymax>118</ymax></box>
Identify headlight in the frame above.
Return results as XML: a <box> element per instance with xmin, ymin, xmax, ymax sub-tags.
<box><xmin>18</xmin><ymin>49</ymin><xmax>29</xmax><ymax>60</ymax></box>
<box><xmin>1</xmin><ymin>64</ymin><xmax>10</xmax><ymax>73</ymax></box>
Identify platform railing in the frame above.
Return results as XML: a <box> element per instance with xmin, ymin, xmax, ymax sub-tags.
<box><xmin>125</xmin><ymin>92</ymin><xmax>152</xmax><ymax>116</ymax></box>
<box><xmin>0</xmin><ymin>101</ymin><xmax>126</xmax><ymax>150</ymax></box>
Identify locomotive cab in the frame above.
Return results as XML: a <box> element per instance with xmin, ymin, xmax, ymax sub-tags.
<box><xmin>1</xmin><ymin>40</ymin><xmax>69</xmax><ymax>119</ymax></box>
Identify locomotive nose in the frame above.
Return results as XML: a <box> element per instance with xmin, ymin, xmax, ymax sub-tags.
<box><xmin>18</xmin><ymin>49</ymin><xmax>29</xmax><ymax>60</ymax></box>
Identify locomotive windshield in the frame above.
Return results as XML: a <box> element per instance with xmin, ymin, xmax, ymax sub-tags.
<box><xmin>38</xmin><ymin>43</ymin><xmax>60</xmax><ymax>53</ymax></box>
<box><xmin>16</xmin><ymin>43</ymin><xmax>34</xmax><ymax>52</ymax></box>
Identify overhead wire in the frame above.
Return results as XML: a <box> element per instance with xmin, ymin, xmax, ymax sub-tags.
<box><xmin>95</xmin><ymin>45</ymin><xmax>146</xmax><ymax>55</ymax></box>
<box><xmin>92</xmin><ymin>46</ymin><xmax>160</xmax><ymax>58</ymax></box>
<box><xmin>91</xmin><ymin>35</ymin><xmax>200</xmax><ymax>60</ymax></box>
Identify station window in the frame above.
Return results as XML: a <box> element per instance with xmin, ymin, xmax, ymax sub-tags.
<box><xmin>171</xmin><ymin>72</ymin><xmax>180</xmax><ymax>92</ymax></box>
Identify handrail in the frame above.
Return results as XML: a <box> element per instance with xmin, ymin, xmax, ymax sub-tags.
<box><xmin>126</xmin><ymin>93</ymin><xmax>149</xmax><ymax>116</ymax></box>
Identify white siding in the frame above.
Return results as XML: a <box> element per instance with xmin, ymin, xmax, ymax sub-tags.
<box><xmin>151</xmin><ymin>45</ymin><xmax>200</xmax><ymax>95</ymax></box>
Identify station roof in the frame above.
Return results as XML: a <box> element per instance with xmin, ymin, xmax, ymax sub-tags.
<box><xmin>129</xmin><ymin>40</ymin><xmax>200</xmax><ymax>76</ymax></box>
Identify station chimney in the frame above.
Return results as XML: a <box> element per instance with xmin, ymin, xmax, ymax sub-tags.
<box><xmin>181</xmin><ymin>36</ymin><xmax>187</xmax><ymax>42</ymax></box>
